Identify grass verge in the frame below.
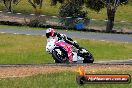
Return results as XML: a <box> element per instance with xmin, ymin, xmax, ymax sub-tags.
<box><xmin>0</xmin><ymin>33</ymin><xmax>131</xmax><ymax>64</ymax></box>
<box><xmin>0</xmin><ymin>25</ymin><xmax>45</xmax><ymax>30</ymax></box>
<box><xmin>0</xmin><ymin>70</ymin><xmax>131</xmax><ymax>88</ymax></box>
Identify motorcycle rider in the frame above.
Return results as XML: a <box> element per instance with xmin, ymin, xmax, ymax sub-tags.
<box><xmin>46</xmin><ymin>28</ymin><xmax>81</xmax><ymax>50</ymax></box>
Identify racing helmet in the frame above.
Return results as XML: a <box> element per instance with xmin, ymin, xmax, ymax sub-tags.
<box><xmin>46</xmin><ymin>28</ymin><xmax>55</xmax><ymax>38</ymax></box>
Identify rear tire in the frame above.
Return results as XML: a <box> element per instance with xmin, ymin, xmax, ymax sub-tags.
<box><xmin>52</xmin><ymin>47</ymin><xmax>69</xmax><ymax>63</ymax></box>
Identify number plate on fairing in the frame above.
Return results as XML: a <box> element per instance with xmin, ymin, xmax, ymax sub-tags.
<box><xmin>77</xmin><ymin>56</ymin><xmax>84</xmax><ymax>61</ymax></box>
<box><xmin>56</xmin><ymin>49</ymin><xmax>62</xmax><ymax>55</ymax></box>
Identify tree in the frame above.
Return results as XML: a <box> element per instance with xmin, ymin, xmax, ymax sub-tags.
<box><xmin>51</xmin><ymin>0</ymin><xmax>86</xmax><ymax>18</ymax></box>
<box><xmin>2</xmin><ymin>0</ymin><xmax>20</xmax><ymax>12</ymax></box>
<box><xmin>51</xmin><ymin>0</ymin><xmax>129</xmax><ymax>32</ymax></box>
<box><xmin>59</xmin><ymin>0</ymin><xmax>86</xmax><ymax>18</ymax></box>
<box><xmin>100</xmin><ymin>0</ymin><xmax>128</xmax><ymax>32</ymax></box>
<box><xmin>50</xmin><ymin>0</ymin><xmax>64</xmax><ymax>5</ymax></box>
<box><xmin>28</xmin><ymin>0</ymin><xmax>43</xmax><ymax>14</ymax></box>
<box><xmin>51</xmin><ymin>0</ymin><xmax>87</xmax><ymax>28</ymax></box>
<box><xmin>80</xmin><ymin>0</ymin><xmax>129</xmax><ymax>32</ymax></box>
<box><xmin>129</xmin><ymin>0</ymin><xmax>132</xmax><ymax>5</ymax></box>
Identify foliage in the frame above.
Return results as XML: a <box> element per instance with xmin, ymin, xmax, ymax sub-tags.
<box><xmin>50</xmin><ymin>0</ymin><xmax>64</xmax><ymax>5</ymax></box>
<box><xmin>59</xmin><ymin>1</ymin><xmax>86</xmax><ymax>18</ymax></box>
<box><xmin>28</xmin><ymin>0</ymin><xmax>43</xmax><ymax>15</ymax></box>
<box><xmin>85</xmin><ymin>0</ymin><xmax>105</xmax><ymax>12</ymax></box>
<box><xmin>2</xmin><ymin>0</ymin><xmax>21</xmax><ymax>11</ymax></box>
<box><xmin>51</xmin><ymin>0</ymin><xmax>129</xmax><ymax>13</ymax></box>
<box><xmin>50</xmin><ymin>0</ymin><xmax>86</xmax><ymax>18</ymax></box>
<box><xmin>50</xmin><ymin>0</ymin><xmax>130</xmax><ymax>31</ymax></box>
<box><xmin>28</xmin><ymin>0</ymin><xmax>43</xmax><ymax>9</ymax></box>
<box><xmin>29</xmin><ymin>16</ymin><xmax>46</xmax><ymax>27</ymax></box>
<box><xmin>128</xmin><ymin>0</ymin><xmax>132</xmax><ymax>5</ymax></box>
<box><xmin>56</xmin><ymin>0</ymin><xmax>87</xmax><ymax>29</ymax></box>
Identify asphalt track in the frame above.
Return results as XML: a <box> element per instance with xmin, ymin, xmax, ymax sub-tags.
<box><xmin>0</xmin><ymin>28</ymin><xmax>132</xmax><ymax>42</ymax></box>
<box><xmin>0</xmin><ymin>28</ymin><xmax>132</xmax><ymax>65</ymax></box>
<box><xmin>0</xmin><ymin>59</ymin><xmax>132</xmax><ymax>67</ymax></box>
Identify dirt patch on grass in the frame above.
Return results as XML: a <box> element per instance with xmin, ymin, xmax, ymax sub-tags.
<box><xmin>0</xmin><ymin>66</ymin><xmax>76</xmax><ymax>78</ymax></box>
<box><xmin>0</xmin><ymin>64</ymin><xmax>132</xmax><ymax>78</ymax></box>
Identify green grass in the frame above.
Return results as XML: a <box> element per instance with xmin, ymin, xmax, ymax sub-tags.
<box><xmin>0</xmin><ymin>33</ymin><xmax>132</xmax><ymax>64</ymax></box>
<box><xmin>0</xmin><ymin>25</ymin><xmax>46</xmax><ymax>30</ymax></box>
<box><xmin>76</xmin><ymin>38</ymin><xmax>132</xmax><ymax>60</ymax></box>
<box><xmin>0</xmin><ymin>0</ymin><xmax>60</xmax><ymax>16</ymax></box>
<box><xmin>0</xmin><ymin>0</ymin><xmax>132</xmax><ymax>22</ymax></box>
<box><xmin>0</xmin><ymin>34</ymin><xmax>52</xmax><ymax>64</ymax></box>
<box><xmin>0</xmin><ymin>71</ymin><xmax>132</xmax><ymax>88</ymax></box>
<box><xmin>88</xmin><ymin>20</ymin><xmax>132</xmax><ymax>30</ymax></box>
<box><xmin>87</xmin><ymin>5</ymin><xmax>132</xmax><ymax>22</ymax></box>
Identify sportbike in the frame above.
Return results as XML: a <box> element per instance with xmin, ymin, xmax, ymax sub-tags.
<box><xmin>46</xmin><ymin>37</ymin><xmax>94</xmax><ymax>63</ymax></box>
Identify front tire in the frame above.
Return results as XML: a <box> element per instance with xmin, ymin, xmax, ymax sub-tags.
<box><xmin>79</xmin><ymin>48</ymin><xmax>94</xmax><ymax>63</ymax></box>
<box><xmin>83</xmin><ymin>52</ymin><xmax>94</xmax><ymax>63</ymax></box>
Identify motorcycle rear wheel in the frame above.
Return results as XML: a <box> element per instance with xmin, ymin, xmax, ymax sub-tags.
<box><xmin>52</xmin><ymin>47</ymin><xmax>69</xmax><ymax>63</ymax></box>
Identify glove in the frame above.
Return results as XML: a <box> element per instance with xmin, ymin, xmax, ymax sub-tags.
<box><xmin>60</xmin><ymin>34</ymin><xmax>66</xmax><ymax>39</ymax></box>
<box><xmin>73</xmin><ymin>41</ymin><xmax>80</xmax><ymax>48</ymax></box>
<box><xmin>73</xmin><ymin>40</ymin><xmax>77</xmax><ymax>44</ymax></box>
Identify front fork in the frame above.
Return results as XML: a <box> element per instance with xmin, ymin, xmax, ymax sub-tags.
<box><xmin>72</xmin><ymin>52</ymin><xmax>84</xmax><ymax>63</ymax></box>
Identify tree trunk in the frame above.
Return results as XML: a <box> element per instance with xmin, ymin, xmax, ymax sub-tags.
<box><xmin>39</xmin><ymin>0</ymin><xmax>43</xmax><ymax>9</ymax></box>
<box><xmin>9</xmin><ymin>0</ymin><xmax>12</xmax><ymax>12</ymax></box>
<box><xmin>28</xmin><ymin>0</ymin><xmax>36</xmax><ymax>9</ymax></box>
<box><xmin>106</xmin><ymin>7</ymin><xmax>116</xmax><ymax>32</ymax></box>
<box><xmin>3</xmin><ymin>0</ymin><xmax>12</xmax><ymax>12</ymax></box>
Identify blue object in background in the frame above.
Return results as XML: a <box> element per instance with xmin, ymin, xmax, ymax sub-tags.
<box><xmin>75</xmin><ymin>23</ymin><xmax>85</xmax><ymax>30</ymax></box>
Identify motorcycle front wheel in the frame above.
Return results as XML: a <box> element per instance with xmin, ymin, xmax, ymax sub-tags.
<box><xmin>83</xmin><ymin>52</ymin><xmax>94</xmax><ymax>63</ymax></box>
<box><xmin>79</xmin><ymin>48</ymin><xmax>94</xmax><ymax>63</ymax></box>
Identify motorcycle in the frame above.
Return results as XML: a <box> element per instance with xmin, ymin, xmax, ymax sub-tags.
<box><xmin>46</xmin><ymin>37</ymin><xmax>94</xmax><ymax>63</ymax></box>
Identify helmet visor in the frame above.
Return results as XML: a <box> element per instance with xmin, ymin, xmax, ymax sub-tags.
<box><xmin>46</xmin><ymin>32</ymin><xmax>52</xmax><ymax>38</ymax></box>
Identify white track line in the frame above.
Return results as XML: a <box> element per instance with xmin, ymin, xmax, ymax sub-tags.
<box><xmin>40</xmin><ymin>15</ymin><xmax>46</xmax><ymax>17</ymax></box>
<box><xmin>52</xmin><ymin>16</ymin><xmax>57</xmax><ymax>18</ymax></box>
<box><xmin>16</xmin><ymin>13</ymin><xmax>22</xmax><ymax>15</ymax></box>
<box><xmin>104</xmin><ymin>20</ymin><xmax>108</xmax><ymax>22</ymax></box>
<box><xmin>91</xmin><ymin>19</ymin><xmax>96</xmax><ymax>20</ymax></box>
<box><xmin>0</xmin><ymin>32</ymin><xmax>5</xmax><ymax>34</ymax></box>
<box><xmin>121</xmin><ymin>21</ymin><xmax>126</xmax><ymax>23</ymax></box>
<box><xmin>13</xmin><ymin>33</ymin><xmax>19</xmax><ymax>35</ymax></box>
<box><xmin>7</xmin><ymin>12</ymin><xmax>11</xmax><ymax>14</ymax></box>
<box><xmin>125</xmin><ymin>42</ymin><xmax>128</xmax><ymax>44</ymax></box>
<box><xmin>66</xmin><ymin>17</ymin><xmax>72</xmax><ymax>18</ymax></box>
<box><xmin>30</xmin><ymin>14</ymin><xmax>35</xmax><ymax>16</ymax></box>
<box><xmin>100</xmin><ymin>40</ymin><xmax>105</xmax><ymax>41</ymax></box>
<box><xmin>26</xmin><ymin>34</ymin><xmax>31</xmax><ymax>36</ymax></box>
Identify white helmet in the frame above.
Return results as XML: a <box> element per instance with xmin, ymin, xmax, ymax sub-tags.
<box><xmin>46</xmin><ymin>28</ymin><xmax>55</xmax><ymax>38</ymax></box>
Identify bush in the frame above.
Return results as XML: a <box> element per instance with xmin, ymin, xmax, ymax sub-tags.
<box><xmin>59</xmin><ymin>0</ymin><xmax>88</xmax><ymax>29</ymax></box>
<box><xmin>28</xmin><ymin>16</ymin><xmax>46</xmax><ymax>27</ymax></box>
